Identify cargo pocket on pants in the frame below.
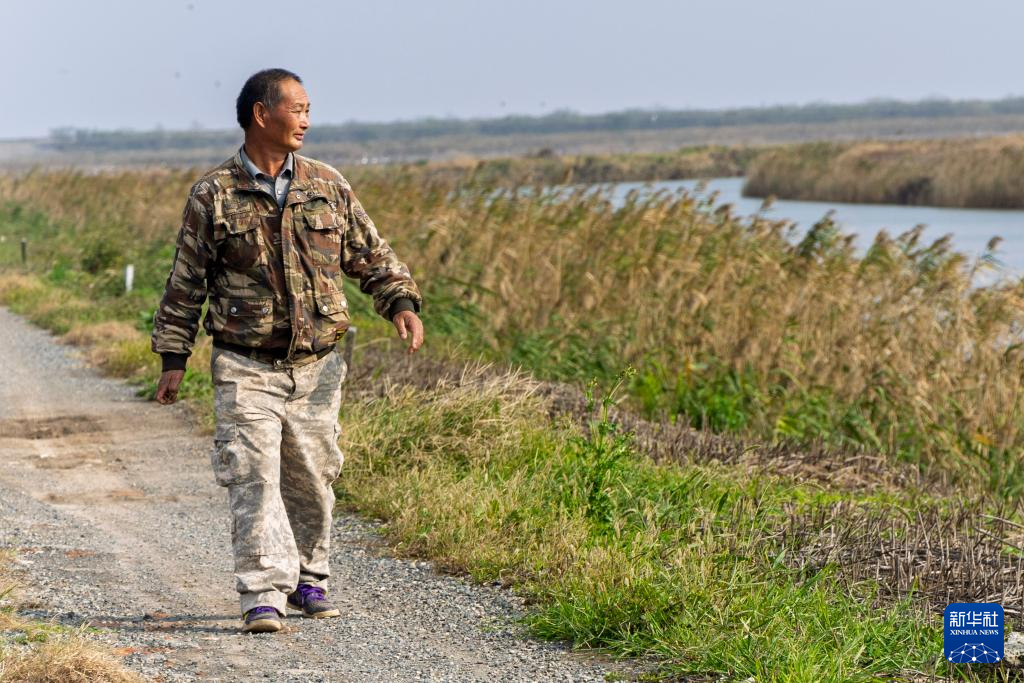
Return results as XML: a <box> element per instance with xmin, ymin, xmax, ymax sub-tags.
<box><xmin>211</xmin><ymin>422</ymin><xmax>239</xmax><ymax>487</ymax></box>
<box><xmin>325</xmin><ymin>421</ymin><xmax>344</xmax><ymax>483</ymax></box>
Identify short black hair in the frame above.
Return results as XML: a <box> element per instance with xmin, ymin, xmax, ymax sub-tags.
<box><xmin>236</xmin><ymin>68</ymin><xmax>302</xmax><ymax>130</ymax></box>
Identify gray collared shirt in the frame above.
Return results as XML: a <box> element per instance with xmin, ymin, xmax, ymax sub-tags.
<box><xmin>240</xmin><ymin>146</ymin><xmax>293</xmax><ymax>209</ymax></box>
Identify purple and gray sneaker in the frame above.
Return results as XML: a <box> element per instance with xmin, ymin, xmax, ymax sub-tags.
<box><xmin>287</xmin><ymin>583</ymin><xmax>341</xmax><ymax>618</ymax></box>
<box><xmin>243</xmin><ymin>605</ymin><xmax>282</xmax><ymax>633</ymax></box>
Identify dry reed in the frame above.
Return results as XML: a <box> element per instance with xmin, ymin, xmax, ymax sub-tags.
<box><xmin>744</xmin><ymin>136</ymin><xmax>1024</xmax><ymax>208</ymax></box>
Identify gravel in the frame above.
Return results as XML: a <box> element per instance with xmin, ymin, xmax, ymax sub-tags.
<box><xmin>0</xmin><ymin>307</ymin><xmax>626</xmax><ymax>682</ymax></box>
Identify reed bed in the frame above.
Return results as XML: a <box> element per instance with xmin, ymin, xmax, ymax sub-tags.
<box><xmin>782</xmin><ymin>499</ymin><xmax>1024</xmax><ymax>618</ymax></box>
<box><xmin>408</xmin><ymin>144</ymin><xmax>755</xmax><ymax>187</ymax></box>
<box><xmin>3</xmin><ymin>166</ymin><xmax>1024</xmax><ymax>496</ymax></box>
<box><xmin>744</xmin><ymin>136</ymin><xmax>1024</xmax><ymax>208</ymax></box>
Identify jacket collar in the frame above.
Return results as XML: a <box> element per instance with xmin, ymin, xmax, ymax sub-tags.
<box><xmin>230</xmin><ymin>147</ymin><xmax>312</xmax><ymax>194</ymax></box>
<box><xmin>239</xmin><ymin>145</ymin><xmax>293</xmax><ymax>182</ymax></box>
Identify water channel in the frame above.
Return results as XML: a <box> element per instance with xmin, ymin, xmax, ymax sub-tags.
<box><xmin>602</xmin><ymin>177</ymin><xmax>1024</xmax><ymax>278</ymax></box>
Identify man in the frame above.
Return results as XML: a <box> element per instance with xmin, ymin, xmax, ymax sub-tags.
<box><xmin>150</xmin><ymin>68</ymin><xmax>424</xmax><ymax>633</ymax></box>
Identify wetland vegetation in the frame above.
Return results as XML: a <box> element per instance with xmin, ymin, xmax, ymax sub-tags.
<box><xmin>2</xmin><ymin>162</ymin><xmax>1024</xmax><ymax>680</ymax></box>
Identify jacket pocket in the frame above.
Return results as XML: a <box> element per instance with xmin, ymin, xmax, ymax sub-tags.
<box><xmin>206</xmin><ymin>295</ymin><xmax>274</xmax><ymax>344</ymax></box>
<box><xmin>216</xmin><ymin>209</ymin><xmax>265</xmax><ymax>270</ymax></box>
<box><xmin>301</xmin><ymin>201</ymin><xmax>344</xmax><ymax>268</ymax></box>
<box><xmin>312</xmin><ymin>287</ymin><xmax>350</xmax><ymax>348</ymax></box>
<box><xmin>314</xmin><ymin>290</ymin><xmax>349</xmax><ymax>321</ymax></box>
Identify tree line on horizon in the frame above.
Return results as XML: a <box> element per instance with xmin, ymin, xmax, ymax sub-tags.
<box><xmin>44</xmin><ymin>95</ymin><xmax>1024</xmax><ymax>152</ymax></box>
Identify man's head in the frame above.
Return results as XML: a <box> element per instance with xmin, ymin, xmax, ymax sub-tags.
<box><xmin>236</xmin><ymin>68</ymin><xmax>309</xmax><ymax>153</ymax></box>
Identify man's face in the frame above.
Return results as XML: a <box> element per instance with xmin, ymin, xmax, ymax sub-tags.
<box><xmin>253</xmin><ymin>79</ymin><xmax>310</xmax><ymax>153</ymax></box>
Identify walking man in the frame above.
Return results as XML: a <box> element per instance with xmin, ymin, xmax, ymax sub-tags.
<box><xmin>150</xmin><ymin>68</ymin><xmax>424</xmax><ymax>633</ymax></box>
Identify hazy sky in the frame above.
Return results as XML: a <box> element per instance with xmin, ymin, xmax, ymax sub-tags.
<box><xmin>7</xmin><ymin>0</ymin><xmax>1024</xmax><ymax>138</ymax></box>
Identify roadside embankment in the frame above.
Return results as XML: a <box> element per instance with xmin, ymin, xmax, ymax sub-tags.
<box><xmin>0</xmin><ymin>284</ymin><xmax>972</xmax><ymax>682</ymax></box>
<box><xmin>743</xmin><ymin>135</ymin><xmax>1024</xmax><ymax>208</ymax></box>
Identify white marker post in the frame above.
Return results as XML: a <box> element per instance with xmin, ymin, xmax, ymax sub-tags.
<box><xmin>125</xmin><ymin>264</ymin><xmax>135</xmax><ymax>293</ymax></box>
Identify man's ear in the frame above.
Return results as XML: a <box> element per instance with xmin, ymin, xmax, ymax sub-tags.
<box><xmin>252</xmin><ymin>102</ymin><xmax>269</xmax><ymax>129</ymax></box>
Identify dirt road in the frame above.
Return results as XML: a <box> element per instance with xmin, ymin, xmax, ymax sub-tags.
<box><xmin>0</xmin><ymin>307</ymin><xmax>618</xmax><ymax>682</ymax></box>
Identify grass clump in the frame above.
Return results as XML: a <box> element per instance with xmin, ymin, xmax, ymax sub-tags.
<box><xmin>0</xmin><ymin>639</ymin><xmax>142</xmax><ymax>683</ymax></box>
<box><xmin>0</xmin><ymin>555</ymin><xmax>141</xmax><ymax>683</ymax></box>
<box><xmin>0</xmin><ymin>639</ymin><xmax>143</xmax><ymax>683</ymax></box>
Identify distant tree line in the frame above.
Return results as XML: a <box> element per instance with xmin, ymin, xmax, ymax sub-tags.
<box><xmin>46</xmin><ymin>96</ymin><xmax>1024</xmax><ymax>152</ymax></box>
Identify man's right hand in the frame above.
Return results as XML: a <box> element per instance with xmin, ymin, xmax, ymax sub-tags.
<box><xmin>156</xmin><ymin>369</ymin><xmax>186</xmax><ymax>405</ymax></box>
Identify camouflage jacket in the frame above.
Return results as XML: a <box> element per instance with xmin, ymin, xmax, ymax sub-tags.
<box><xmin>151</xmin><ymin>150</ymin><xmax>422</xmax><ymax>371</ymax></box>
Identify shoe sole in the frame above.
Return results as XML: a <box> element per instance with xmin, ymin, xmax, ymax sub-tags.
<box><xmin>286</xmin><ymin>604</ymin><xmax>341</xmax><ymax>619</ymax></box>
<box><xmin>242</xmin><ymin>618</ymin><xmax>283</xmax><ymax>633</ymax></box>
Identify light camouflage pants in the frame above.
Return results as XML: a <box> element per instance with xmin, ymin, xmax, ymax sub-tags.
<box><xmin>210</xmin><ymin>346</ymin><xmax>346</xmax><ymax>615</ymax></box>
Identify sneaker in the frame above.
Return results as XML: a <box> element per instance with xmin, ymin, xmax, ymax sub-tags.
<box><xmin>242</xmin><ymin>606</ymin><xmax>283</xmax><ymax>633</ymax></box>
<box><xmin>286</xmin><ymin>583</ymin><xmax>341</xmax><ymax>618</ymax></box>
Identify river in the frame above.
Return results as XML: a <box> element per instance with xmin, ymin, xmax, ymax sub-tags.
<box><xmin>603</xmin><ymin>177</ymin><xmax>1024</xmax><ymax>278</ymax></box>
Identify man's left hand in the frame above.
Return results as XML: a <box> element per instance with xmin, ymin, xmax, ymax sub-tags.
<box><xmin>392</xmin><ymin>310</ymin><xmax>424</xmax><ymax>354</ymax></box>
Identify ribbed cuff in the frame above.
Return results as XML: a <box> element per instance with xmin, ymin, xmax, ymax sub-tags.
<box><xmin>387</xmin><ymin>297</ymin><xmax>418</xmax><ymax>320</ymax></box>
<box><xmin>160</xmin><ymin>352</ymin><xmax>189</xmax><ymax>373</ymax></box>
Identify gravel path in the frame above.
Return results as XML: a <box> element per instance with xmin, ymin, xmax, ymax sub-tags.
<box><xmin>0</xmin><ymin>307</ymin><xmax>623</xmax><ymax>682</ymax></box>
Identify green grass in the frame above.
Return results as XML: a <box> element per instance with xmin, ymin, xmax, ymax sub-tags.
<box><xmin>333</xmin><ymin>371</ymin><xmax>954</xmax><ymax>681</ymax></box>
